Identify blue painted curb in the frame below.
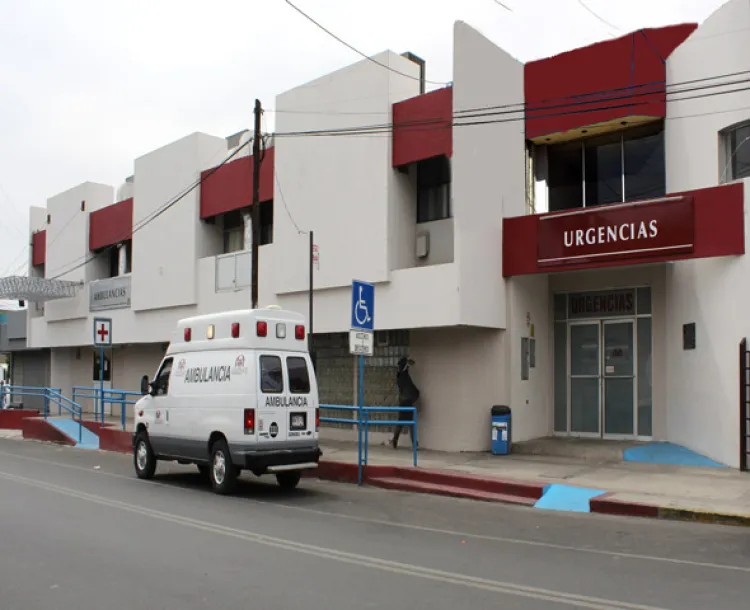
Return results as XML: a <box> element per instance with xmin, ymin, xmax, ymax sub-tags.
<box><xmin>534</xmin><ymin>484</ymin><xmax>606</xmax><ymax>513</ymax></box>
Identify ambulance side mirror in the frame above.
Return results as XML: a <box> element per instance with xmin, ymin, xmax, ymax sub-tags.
<box><xmin>140</xmin><ymin>375</ymin><xmax>151</xmax><ymax>396</ymax></box>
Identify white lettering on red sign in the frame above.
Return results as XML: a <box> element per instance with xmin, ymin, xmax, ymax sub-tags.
<box><xmin>563</xmin><ymin>220</ymin><xmax>658</xmax><ymax>249</ymax></box>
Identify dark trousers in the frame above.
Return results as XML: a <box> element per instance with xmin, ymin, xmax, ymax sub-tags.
<box><xmin>392</xmin><ymin>401</ymin><xmax>415</xmax><ymax>448</ymax></box>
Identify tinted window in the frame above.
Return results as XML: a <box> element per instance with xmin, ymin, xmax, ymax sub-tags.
<box><xmin>548</xmin><ymin>141</ymin><xmax>583</xmax><ymax>211</ymax></box>
<box><xmin>730</xmin><ymin>122</ymin><xmax>750</xmax><ymax>180</ymax></box>
<box><xmin>154</xmin><ymin>358</ymin><xmax>173</xmax><ymax>396</ymax></box>
<box><xmin>260</xmin><ymin>355</ymin><xmax>283</xmax><ymax>394</ymax></box>
<box><xmin>624</xmin><ymin>123</ymin><xmax>665</xmax><ymax>201</ymax></box>
<box><xmin>584</xmin><ymin>131</ymin><xmax>623</xmax><ymax>207</ymax></box>
<box><xmin>287</xmin><ymin>357</ymin><xmax>311</xmax><ymax>394</ymax></box>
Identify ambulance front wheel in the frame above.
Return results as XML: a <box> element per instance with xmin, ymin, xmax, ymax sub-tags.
<box><xmin>276</xmin><ymin>471</ymin><xmax>301</xmax><ymax>490</ymax></box>
<box><xmin>134</xmin><ymin>432</ymin><xmax>157</xmax><ymax>480</ymax></box>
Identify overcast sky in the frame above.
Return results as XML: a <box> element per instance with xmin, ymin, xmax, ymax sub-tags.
<box><xmin>0</xmin><ymin>0</ymin><xmax>728</xmax><ymax>287</ymax></box>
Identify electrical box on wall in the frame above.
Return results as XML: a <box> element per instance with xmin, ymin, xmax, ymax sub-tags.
<box><xmin>683</xmin><ymin>322</ymin><xmax>696</xmax><ymax>350</ymax></box>
<box><xmin>521</xmin><ymin>337</ymin><xmax>530</xmax><ymax>380</ymax></box>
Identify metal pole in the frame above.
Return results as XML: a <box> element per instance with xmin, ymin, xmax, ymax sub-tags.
<box><xmin>251</xmin><ymin>99</ymin><xmax>262</xmax><ymax>309</ymax></box>
<box><xmin>309</xmin><ymin>230</ymin><xmax>314</xmax><ymax>369</ymax></box>
<box><xmin>741</xmin><ymin>339</ymin><xmax>748</xmax><ymax>472</ymax></box>
<box><xmin>99</xmin><ymin>347</ymin><xmax>105</xmax><ymax>425</ymax></box>
<box><xmin>357</xmin><ymin>354</ymin><xmax>365</xmax><ymax>484</ymax></box>
<box><xmin>413</xmin><ymin>408</ymin><xmax>418</xmax><ymax>467</ymax></box>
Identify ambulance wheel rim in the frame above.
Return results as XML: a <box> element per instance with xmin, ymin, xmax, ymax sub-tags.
<box><xmin>213</xmin><ymin>451</ymin><xmax>226</xmax><ymax>485</ymax></box>
<box><xmin>136</xmin><ymin>441</ymin><xmax>148</xmax><ymax>471</ymax></box>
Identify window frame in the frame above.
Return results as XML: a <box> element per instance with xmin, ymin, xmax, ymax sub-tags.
<box><xmin>416</xmin><ymin>155</ymin><xmax>452</xmax><ymax>224</ymax></box>
<box><xmin>720</xmin><ymin>120</ymin><xmax>750</xmax><ymax>183</ymax></box>
<box><xmin>259</xmin><ymin>354</ymin><xmax>284</xmax><ymax>394</ymax></box>
<box><xmin>153</xmin><ymin>357</ymin><xmax>173</xmax><ymax>396</ymax></box>
<box><xmin>286</xmin><ymin>356</ymin><xmax>311</xmax><ymax>395</ymax></box>
<box><xmin>545</xmin><ymin>122</ymin><xmax>666</xmax><ymax>212</ymax></box>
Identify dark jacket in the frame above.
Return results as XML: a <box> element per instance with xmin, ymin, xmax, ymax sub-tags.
<box><xmin>397</xmin><ymin>364</ymin><xmax>420</xmax><ymax>406</ymax></box>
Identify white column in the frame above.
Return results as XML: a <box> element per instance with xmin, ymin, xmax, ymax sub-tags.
<box><xmin>117</xmin><ymin>243</ymin><xmax>128</xmax><ymax>276</ymax></box>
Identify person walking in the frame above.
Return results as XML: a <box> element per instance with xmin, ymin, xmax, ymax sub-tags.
<box><xmin>391</xmin><ymin>357</ymin><xmax>419</xmax><ymax>449</ymax></box>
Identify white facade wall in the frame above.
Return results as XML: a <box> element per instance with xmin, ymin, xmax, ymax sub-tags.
<box><xmin>452</xmin><ymin>21</ymin><xmax>526</xmax><ymax>329</ymax></box>
<box><xmin>24</xmin><ymin>8</ymin><xmax>750</xmax><ymax>461</ymax></box>
<box><xmin>666</xmin><ymin>0</ymin><xmax>750</xmax><ymax>191</ymax></box>
<box><xmin>132</xmin><ymin>132</ymin><xmax>227</xmax><ymax>311</ymax></box>
<box><xmin>271</xmin><ymin>51</ymin><xmax>420</xmax><ymax>296</ymax></box>
<box><xmin>663</xmin><ymin>0</ymin><xmax>750</xmax><ymax>467</ymax></box>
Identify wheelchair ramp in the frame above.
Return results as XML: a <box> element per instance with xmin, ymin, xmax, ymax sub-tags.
<box><xmin>46</xmin><ymin>418</ymin><xmax>100</xmax><ymax>450</ymax></box>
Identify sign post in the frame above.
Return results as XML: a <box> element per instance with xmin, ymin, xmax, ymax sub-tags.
<box><xmin>93</xmin><ymin>317</ymin><xmax>112</xmax><ymax>424</ymax></box>
<box><xmin>350</xmin><ymin>280</ymin><xmax>374</xmax><ymax>485</ymax></box>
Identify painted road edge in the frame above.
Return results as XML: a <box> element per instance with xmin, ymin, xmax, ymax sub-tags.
<box><xmin>13</xmin><ymin>424</ymin><xmax>750</xmax><ymax>527</ymax></box>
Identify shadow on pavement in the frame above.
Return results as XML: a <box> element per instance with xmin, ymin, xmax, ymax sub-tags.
<box><xmin>152</xmin><ymin>469</ymin><xmax>337</xmax><ymax>504</ymax></box>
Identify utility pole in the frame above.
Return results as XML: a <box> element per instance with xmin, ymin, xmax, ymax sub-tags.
<box><xmin>308</xmin><ymin>230</ymin><xmax>315</xmax><ymax>370</ymax></box>
<box><xmin>251</xmin><ymin>99</ymin><xmax>262</xmax><ymax>309</ymax></box>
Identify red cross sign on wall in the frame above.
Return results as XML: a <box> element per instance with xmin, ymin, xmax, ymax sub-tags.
<box><xmin>93</xmin><ymin>317</ymin><xmax>112</xmax><ymax>347</ymax></box>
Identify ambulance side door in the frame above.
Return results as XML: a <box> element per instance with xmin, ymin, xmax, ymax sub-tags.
<box><xmin>147</xmin><ymin>357</ymin><xmax>174</xmax><ymax>455</ymax></box>
<box><xmin>256</xmin><ymin>352</ymin><xmax>288</xmax><ymax>443</ymax></box>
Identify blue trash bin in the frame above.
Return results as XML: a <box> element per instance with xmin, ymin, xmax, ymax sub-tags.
<box><xmin>491</xmin><ymin>405</ymin><xmax>511</xmax><ymax>456</ymax></box>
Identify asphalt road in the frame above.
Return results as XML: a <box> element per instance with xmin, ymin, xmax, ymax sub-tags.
<box><xmin>0</xmin><ymin>439</ymin><xmax>749</xmax><ymax>610</ymax></box>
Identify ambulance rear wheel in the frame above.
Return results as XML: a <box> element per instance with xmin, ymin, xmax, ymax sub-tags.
<box><xmin>134</xmin><ymin>432</ymin><xmax>157</xmax><ymax>480</ymax></box>
<box><xmin>209</xmin><ymin>439</ymin><xmax>239</xmax><ymax>495</ymax></box>
<box><xmin>276</xmin><ymin>471</ymin><xmax>301</xmax><ymax>490</ymax></box>
<box><xmin>197</xmin><ymin>465</ymin><xmax>210</xmax><ymax>478</ymax></box>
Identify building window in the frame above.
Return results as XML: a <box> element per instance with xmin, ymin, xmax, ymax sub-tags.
<box><xmin>223</xmin><ymin>210</ymin><xmax>244</xmax><ymax>254</ymax></box>
<box><xmin>547</xmin><ymin>121</ymin><xmax>665</xmax><ymax>212</ymax></box>
<box><xmin>417</xmin><ymin>155</ymin><xmax>451</xmax><ymax>223</ymax></box>
<box><xmin>721</xmin><ymin>121</ymin><xmax>750</xmax><ymax>182</ymax></box>
<box><xmin>259</xmin><ymin>200</ymin><xmax>273</xmax><ymax>245</ymax></box>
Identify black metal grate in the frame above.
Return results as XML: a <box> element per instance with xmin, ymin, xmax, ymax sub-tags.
<box><xmin>739</xmin><ymin>338</ymin><xmax>750</xmax><ymax>472</ymax></box>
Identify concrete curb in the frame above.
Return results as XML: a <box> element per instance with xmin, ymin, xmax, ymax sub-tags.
<box><xmin>590</xmin><ymin>493</ymin><xmax>750</xmax><ymax>527</ymax></box>
<box><xmin>15</xmin><ymin>429</ymin><xmax>750</xmax><ymax>526</ymax></box>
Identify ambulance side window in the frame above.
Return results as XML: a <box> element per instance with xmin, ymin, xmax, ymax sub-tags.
<box><xmin>259</xmin><ymin>355</ymin><xmax>283</xmax><ymax>394</ymax></box>
<box><xmin>153</xmin><ymin>358</ymin><xmax>174</xmax><ymax>396</ymax></box>
<box><xmin>287</xmin><ymin>357</ymin><xmax>310</xmax><ymax>394</ymax></box>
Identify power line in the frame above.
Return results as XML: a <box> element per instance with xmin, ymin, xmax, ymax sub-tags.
<box><xmin>491</xmin><ymin>0</ymin><xmax>513</xmax><ymax>11</ymax></box>
<box><xmin>46</xmin><ymin>137</ymin><xmax>254</xmax><ymax>280</ymax></box>
<box><xmin>37</xmin><ymin>69</ymin><xmax>750</xmax><ymax>279</ymax></box>
<box><xmin>274</xmin><ymin>171</ymin><xmax>305</xmax><ymax>235</ymax></box>
<box><xmin>283</xmin><ymin>0</ymin><xmax>448</xmax><ymax>86</ymax></box>
<box><xmin>269</xmin><ymin>73</ymin><xmax>750</xmax><ymax>139</ymax></box>
<box><xmin>267</xmin><ymin>67</ymin><xmax>750</xmax><ymax>123</ymax></box>
<box><xmin>576</xmin><ymin>0</ymin><xmax>621</xmax><ymax>33</ymax></box>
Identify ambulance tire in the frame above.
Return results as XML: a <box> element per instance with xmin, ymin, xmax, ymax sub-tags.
<box><xmin>276</xmin><ymin>471</ymin><xmax>302</xmax><ymax>490</ymax></box>
<box><xmin>197</xmin><ymin>464</ymin><xmax>210</xmax><ymax>479</ymax></box>
<box><xmin>134</xmin><ymin>432</ymin><xmax>157</xmax><ymax>480</ymax></box>
<box><xmin>209</xmin><ymin>439</ymin><xmax>239</xmax><ymax>495</ymax></box>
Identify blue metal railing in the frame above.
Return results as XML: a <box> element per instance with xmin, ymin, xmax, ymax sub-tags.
<box><xmin>72</xmin><ymin>386</ymin><xmax>141</xmax><ymax>430</ymax></box>
<box><xmin>3</xmin><ymin>385</ymin><xmax>83</xmax><ymax>443</ymax></box>
<box><xmin>320</xmin><ymin>404</ymin><xmax>418</xmax><ymax>484</ymax></box>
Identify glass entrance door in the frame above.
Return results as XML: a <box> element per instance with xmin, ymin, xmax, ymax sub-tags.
<box><xmin>569</xmin><ymin>323</ymin><xmax>601</xmax><ymax>435</ymax></box>
<box><xmin>569</xmin><ymin>320</ymin><xmax>636</xmax><ymax>438</ymax></box>
<box><xmin>603</xmin><ymin>321</ymin><xmax>635</xmax><ymax>437</ymax></box>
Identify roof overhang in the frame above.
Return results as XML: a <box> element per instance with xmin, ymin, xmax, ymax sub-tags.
<box><xmin>0</xmin><ymin>276</ymin><xmax>82</xmax><ymax>302</ymax></box>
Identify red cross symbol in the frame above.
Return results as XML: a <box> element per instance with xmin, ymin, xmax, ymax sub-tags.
<box><xmin>97</xmin><ymin>324</ymin><xmax>109</xmax><ymax>343</ymax></box>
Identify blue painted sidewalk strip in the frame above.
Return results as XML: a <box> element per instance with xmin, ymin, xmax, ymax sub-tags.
<box><xmin>534</xmin><ymin>484</ymin><xmax>606</xmax><ymax>513</ymax></box>
<box><xmin>623</xmin><ymin>442</ymin><xmax>727</xmax><ymax>469</ymax></box>
<box><xmin>47</xmin><ymin>418</ymin><xmax>100</xmax><ymax>450</ymax></box>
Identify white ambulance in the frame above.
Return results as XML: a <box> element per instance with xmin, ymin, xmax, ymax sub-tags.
<box><xmin>132</xmin><ymin>307</ymin><xmax>321</xmax><ymax>495</ymax></box>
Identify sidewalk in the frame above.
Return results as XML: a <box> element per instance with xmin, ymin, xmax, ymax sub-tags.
<box><xmin>320</xmin><ymin>440</ymin><xmax>750</xmax><ymax>525</ymax></box>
